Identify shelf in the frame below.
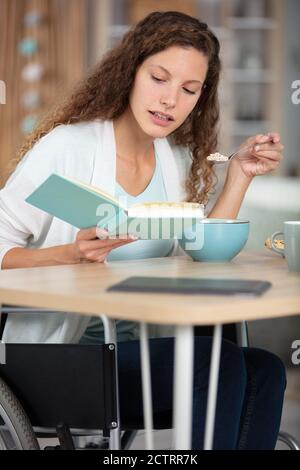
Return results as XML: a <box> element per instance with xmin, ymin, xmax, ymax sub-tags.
<box><xmin>229</xmin><ymin>120</ymin><xmax>272</xmax><ymax>136</ymax></box>
<box><xmin>228</xmin><ymin>69</ymin><xmax>275</xmax><ymax>83</ymax></box>
<box><xmin>227</xmin><ymin>17</ymin><xmax>277</xmax><ymax>30</ymax></box>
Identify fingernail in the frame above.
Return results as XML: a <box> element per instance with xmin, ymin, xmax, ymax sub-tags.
<box><xmin>96</xmin><ymin>227</ymin><xmax>109</xmax><ymax>239</ymax></box>
<box><xmin>255</xmin><ymin>145</ymin><xmax>260</xmax><ymax>152</ymax></box>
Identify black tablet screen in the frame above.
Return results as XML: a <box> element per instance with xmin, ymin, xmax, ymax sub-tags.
<box><xmin>107</xmin><ymin>277</ymin><xmax>272</xmax><ymax>296</ymax></box>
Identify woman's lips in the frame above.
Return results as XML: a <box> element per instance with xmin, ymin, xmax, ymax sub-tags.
<box><xmin>148</xmin><ymin>111</ymin><xmax>174</xmax><ymax>127</ymax></box>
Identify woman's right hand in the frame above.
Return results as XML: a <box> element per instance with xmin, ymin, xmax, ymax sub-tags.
<box><xmin>71</xmin><ymin>227</ymin><xmax>138</xmax><ymax>264</ymax></box>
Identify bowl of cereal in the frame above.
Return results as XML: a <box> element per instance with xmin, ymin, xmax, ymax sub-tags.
<box><xmin>179</xmin><ymin>219</ymin><xmax>250</xmax><ymax>262</ymax></box>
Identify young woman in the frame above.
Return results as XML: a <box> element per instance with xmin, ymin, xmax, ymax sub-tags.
<box><xmin>0</xmin><ymin>11</ymin><xmax>285</xmax><ymax>449</ymax></box>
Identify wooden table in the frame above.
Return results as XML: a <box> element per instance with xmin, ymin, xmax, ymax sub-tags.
<box><xmin>0</xmin><ymin>251</ymin><xmax>299</xmax><ymax>449</ymax></box>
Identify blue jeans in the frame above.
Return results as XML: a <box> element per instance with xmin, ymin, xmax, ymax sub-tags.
<box><xmin>115</xmin><ymin>336</ymin><xmax>286</xmax><ymax>450</ymax></box>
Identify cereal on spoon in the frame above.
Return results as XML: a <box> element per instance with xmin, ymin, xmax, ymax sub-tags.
<box><xmin>207</xmin><ymin>152</ymin><xmax>229</xmax><ymax>162</ymax></box>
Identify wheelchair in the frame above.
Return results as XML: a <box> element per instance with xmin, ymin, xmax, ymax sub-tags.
<box><xmin>0</xmin><ymin>305</ymin><xmax>299</xmax><ymax>450</ymax></box>
<box><xmin>0</xmin><ymin>342</ymin><xmax>125</xmax><ymax>450</ymax></box>
<box><xmin>0</xmin><ymin>305</ymin><xmax>132</xmax><ymax>450</ymax></box>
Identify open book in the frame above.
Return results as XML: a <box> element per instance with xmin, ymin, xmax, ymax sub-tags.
<box><xmin>25</xmin><ymin>173</ymin><xmax>204</xmax><ymax>239</ymax></box>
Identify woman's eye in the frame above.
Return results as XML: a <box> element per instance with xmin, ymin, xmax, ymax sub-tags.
<box><xmin>183</xmin><ymin>88</ymin><xmax>196</xmax><ymax>95</ymax></box>
<box><xmin>151</xmin><ymin>75</ymin><xmax>165</xmax><ymax>82</ymax></box>
<box><xmin>151</xmin><ymin>75</ymin><xmax>196</xmax><ymax>95</ymax></box>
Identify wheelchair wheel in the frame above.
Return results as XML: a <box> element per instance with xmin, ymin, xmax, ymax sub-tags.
<box><xmin>0</xmin><ymin>377</ymin><xmax>39</xmax><ymax>449</ymax></box>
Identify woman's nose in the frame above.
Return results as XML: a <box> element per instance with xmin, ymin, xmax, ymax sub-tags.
<box><xmin>160</xmin><ymin>91</ymin><xmax>177</xmax><ymax>108</ymax></box>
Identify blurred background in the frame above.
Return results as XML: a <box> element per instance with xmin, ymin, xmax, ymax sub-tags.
<box><xmin>0</xmin><ymin>0</ymin><xmax>299</xmax><ymax>448</ymax></box>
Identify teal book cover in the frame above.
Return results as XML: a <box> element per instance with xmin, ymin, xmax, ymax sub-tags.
<box><xmin>25</xmin><ymin>173</ymin><xmax>125</xmax><ymax>231</ymax></box>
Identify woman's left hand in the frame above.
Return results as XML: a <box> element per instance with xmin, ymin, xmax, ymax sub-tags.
<box><xmin>231</xmin><ymin>132</ymin><xmax>284</xmax><ymax>178</ymax></box>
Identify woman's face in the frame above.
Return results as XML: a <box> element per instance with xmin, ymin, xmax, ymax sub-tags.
<box><xmin>129</xmin><ymin>46</ymin><xmax>208</xmax><ymax>138</ymax></box>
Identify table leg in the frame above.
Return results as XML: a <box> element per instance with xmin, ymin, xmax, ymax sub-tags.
<box><xmin>101</xmin><ymin>315</ymin><xmax>120</xmax><ymax>450</ymax></box>
<box><xmin>236</xmin><ymin>321</ymin><xmax>249</xmax><ymax>347</ymax></box>
<box><xmin>140</xmin><ymin>322</ymin><xmax>154</xmax><ymax>450</ymax></box>
<box><xmin>204</xmin><ymin>324</ymin><xmax>223</xmax><ymax>450</ymax></box>
<box><xmin>173</xmin><ymin>325</ymin><xmax>194</xmax><ymax>450</ymax></box>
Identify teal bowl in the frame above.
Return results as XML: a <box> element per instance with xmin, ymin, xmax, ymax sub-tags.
<box><xmin>179</xmin><ymin>219</ymin><xmax>250</xmax><ymax>262</ymax></box>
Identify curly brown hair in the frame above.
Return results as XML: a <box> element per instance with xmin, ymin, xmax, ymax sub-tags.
<box><xmin>10</xmin><ymin>11</ymin><xmax>221</xmax><ymax>204</ymax></box>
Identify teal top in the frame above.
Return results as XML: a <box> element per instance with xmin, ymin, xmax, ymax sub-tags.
<box><xmin>80</xmin><ymin>152</ymin><xmax>174</xmax><ymax>345</ymax></box>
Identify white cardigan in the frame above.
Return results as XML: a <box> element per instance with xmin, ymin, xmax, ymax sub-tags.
<box><xmin>0</xmin><ymin>119</ymin><xmax>193</xmax><ymax>343</ymax></box>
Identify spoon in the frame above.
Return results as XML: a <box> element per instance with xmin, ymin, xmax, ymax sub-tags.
<box><xmin>207</xmin><ymin>145</ymin><xmax>249</xmax><ymax>164</ymax></box>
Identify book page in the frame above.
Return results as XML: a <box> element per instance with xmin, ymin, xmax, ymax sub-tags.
<box><xmin>61</xmin><ymin>174</ymin><xmax>126</xmax><ymax>210</ymax></box>
<box><xmin>127</xmin><ymin>201</ymin><xmax>204</xmax><ymax>218</ymax></box>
